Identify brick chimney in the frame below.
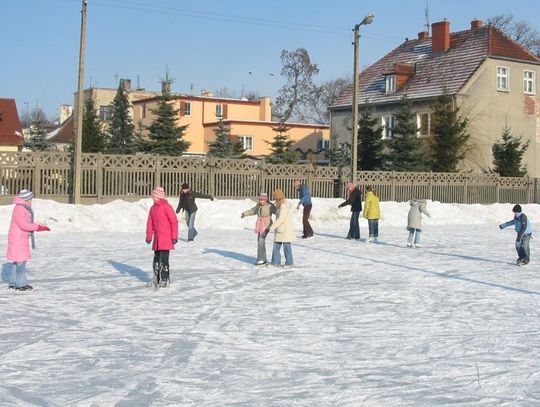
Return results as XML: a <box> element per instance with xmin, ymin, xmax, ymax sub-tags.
<box><xmin>431</xmin><ymin>20</ymin><xmax>450</xmax><ymax>53</ymax></box>
<box><xmin>470</xmin><ymin>19</ymin><xmax>483</xmax><ymax>29</ymax></box>
<box><xmin>418</xmin><ymin>31</ymin><xmax>429</xmax><ymax>40</ymax></box>
<box><xmin>121</xmin><ymin>78</ymin><xmax>131</xmax><ymax>91</ymax></box>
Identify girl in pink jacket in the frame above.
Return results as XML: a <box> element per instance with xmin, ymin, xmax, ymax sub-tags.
<box><xmin>6</xmin><ymin>190</ymin><xmax>50</xmax><ymax>291</ymax></box>
<box><xmin>146</xmin><ymin>187</ymin><xmax>178</xmax><ymax>287</ymax></box>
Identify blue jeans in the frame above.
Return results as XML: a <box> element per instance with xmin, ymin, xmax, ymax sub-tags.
<box><xmin>516</xmin><ymin>234</ymin><xmax>531</xmax><ymax>261</ymax></box>
<box><xmin>271</xmin><ymin>242</ymin><xmax>294</xmax><ymax>266</ymax></box>
<box><xmin>368</xmin><ymin>219</ymin><xmax>379</xmax><ymax>238</ymax></box>
<box><xmin>257</xmin><ymin>234</ymin><xmax>268</xmax><ymax>263</ymax></box>
<box><xmin>408</xmin><ymin>229</ymin><xmax>422</xmax><ymax>245</ymax></box>
<box><xmin>185</xmin><ymin>210</ymin><xmax>198</xmax><ymax>240</ymax></box>
<box><xmin>348</xmin><ymin>211</ymin><xmax>360</xmax><ymax>239</ymax></box>
<box><xmin>10</xmin><ymin>261</ymin><xmax>28</xmax><ymax>288</ymax></box>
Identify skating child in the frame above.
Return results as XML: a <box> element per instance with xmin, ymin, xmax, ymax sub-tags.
<box><xmin>407</xmin><ymin>198</ymin><xmax>431</xmax><ymax>248</ymax></box>
<box><xmin>338</xmin><ymin>181</ymin><xmax>362</xmax><ymax>240</ymax></box>
<box><xmin>146</xmin><ymin>187</ymin><xmax>178</xmax><ymax>287</ymax></box>
<box><xmin>176</xmin><ymin>183</ymin><xmax>213</xmax><ymax>242</ymax></box>
<box><xmin>6</xmin><ymin>189</ymin><xmax>51</xmax><ymax>291</ymax></box>
<box><xmin>241</xmin><ymin>192</ymin><xmax>276</xmax><ymax>266</ymax></box>
<box><xmin>363</xmin><ymin>186</ymin><xmax>380</xmax><ymax>242</ymax></box>
<box><xmin>269</xmin><ymin>189</ymin><xmax>295</xmax><ymax>268</ymax></box>
<box><xmin>499</xmin><ymin>204</ymin><xmax>533</xmax><ymax>265</ymax></box>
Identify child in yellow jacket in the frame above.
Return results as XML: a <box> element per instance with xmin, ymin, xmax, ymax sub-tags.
<box><xmin>363</xmin><ymin>186</ymin><xmax>380</xmax><ymax>242</ymax></box>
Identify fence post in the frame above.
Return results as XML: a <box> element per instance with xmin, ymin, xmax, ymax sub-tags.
<box><xmin>154</xmin><ymin>155</ymin><xmax>161</xmax><ymax>187</ymax></box>
<box><xmin>535</xmin><ymin>177</ymin><xmax>539</xmax><ymax>204</ymax></box>
<box><xmin>96</xmin><ymin>152</ymin><xmax>103</xmax><ymax>203</ymax></box>
<box><xmin>428</xmin><ymin>171</ymin><xmax>433</xmax><ymax>201</ymax></box>
<box><xmin>259</xmin><ymin>159</ymin><xmax>267</xmax><ymax>194</ymax></box>
<box><xmin>306</xmin><ymin>162</ymin><xmax>315</xmax><ymax>195</ymax></box>
<box><xmin>391</xmin><ymin>171</ymin><xmax>396</xmax><ymax>201</ymax></box>
<box><xmin>463</xmin><ymin>173</ymin><xmax>468</xmax><ymax>204</ymax></box>
<box><xmin>207</xmin><ymin>156</ymin><xmax>216</xmax><ymax>197</ymax></box>
<box><xmin>526</xmin><ymin>176</ymin><xmax>532</xmax><ymax>204</ymax></box>
<box><xmin>33</xmin><ymin>152</ymin><xmax>40</xmax><ymax>198</ymax></box>
<box><xmin>495</xmin><ymin>174</ymin><xmax>500</xmax><ymax>203</ymax></box>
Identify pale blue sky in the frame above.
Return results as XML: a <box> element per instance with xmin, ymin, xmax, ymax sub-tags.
<box><xmin>2</xmin><ymin>0</ymin><xmax>540</xmax><ymax>120</ymax></box>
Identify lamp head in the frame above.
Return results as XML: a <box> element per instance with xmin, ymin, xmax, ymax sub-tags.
<box><xmin>361</xmin><ymin>14</ymin><xmax>374</xmax><ymax>26</ymax></box>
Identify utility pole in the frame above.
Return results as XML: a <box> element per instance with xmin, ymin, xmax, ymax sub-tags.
<box><xmin>72</xmin><ymin>0</ymin><xmax>87</xmax><ymax>204</ymax></box>
<box><xmin>351</xmin><ymin>24</ymin><xmax>360</xmax><ymax>185</ymax></box>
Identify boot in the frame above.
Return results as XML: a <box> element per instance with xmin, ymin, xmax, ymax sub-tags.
<box><xmin>160</xmin><ymin>264</ymin><xmax>170</xmax><ymax>287</ymax></box>
<box><xmin>151</xmin><ymin>261</ymin><xmax>161</xmax><ymax>287</ymax></box>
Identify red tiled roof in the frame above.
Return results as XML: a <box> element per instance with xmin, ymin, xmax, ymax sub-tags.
<box><xmin>0</xmin><ymin>98</ymin><xmax>24</xmax><ymax>146</ymax></box>
<box><xmin>48</xmin><ymin>114</ymin><xmax>74</xmax><ymax>144</ymax></box>
<box><xmin>332</xmin><ymin>25</ymin><xmax>540</xmax><ymax>110</ymax></box>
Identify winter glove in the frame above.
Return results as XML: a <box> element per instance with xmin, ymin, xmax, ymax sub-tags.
<box><xmin>145</xmin><ymin>239</ymin><xmax>151</xmax><ymax>244</ymax></box>
<box><xmin>498</xmin><ymin>224</ymin><xmax>504</xmax><ymax>230</ymax></box>
<box><xmin>241</xmin><ymin>213</ymin><xmax>245</xmax><ymax>218</ymax></box>
<box><xmin>37</xmin><ymin>225</ymin><xmax>50</xmax><ymax>232</ymax></box>
<box><xmin>172</xmin><ymin>239</ymin><xmax>178</xmax><ymax>244</ymax></box>
<box><xmin>210</xmin><ymin>197</ymin><xmax>214</xmax><ymax>201</ymax></box>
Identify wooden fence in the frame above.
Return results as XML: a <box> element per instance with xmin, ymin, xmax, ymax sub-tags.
<box><xmin>0</xmin><ymin>151</ymin><xmax>538</xmax><ymax>205</ymax></box>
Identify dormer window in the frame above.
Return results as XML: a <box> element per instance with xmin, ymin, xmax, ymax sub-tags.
<box><xmin>385</xmin><ymin>74</ymin><xmax>396</xmax><ymax>93</ymax></box>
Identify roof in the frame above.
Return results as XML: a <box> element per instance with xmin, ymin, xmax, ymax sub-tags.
<box><xmin>48</xmin><ymin>114</ymin><xmax>74</xmax><ymax>144</ymax></box>
<box><xmin>0</xmin><ymin>98</ymin><xmax>24</xmax><ymax>146</ymax></box>
<box><xmin>332</xmin><ymin>24</ymin><xmax>540</xmax><ymax>110</ymax></box>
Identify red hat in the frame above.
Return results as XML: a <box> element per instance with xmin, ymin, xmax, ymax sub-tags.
<box><xmin>258</xmin><ymin>192</ymin><xmax>268</xmax><ymax>201</ymax></box>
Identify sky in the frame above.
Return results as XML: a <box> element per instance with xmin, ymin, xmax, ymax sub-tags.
<box><xmin>0</xmin><ymin>197</ymin><xmax>539</xmax><ymax>404</ymax></box>
<box><xmin>2</xmin><ymin>0</ymin><xmax>540</xmax><ymax>121</ymax></box>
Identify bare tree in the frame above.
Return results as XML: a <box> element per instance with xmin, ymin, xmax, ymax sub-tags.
<box><xmin>304</xmin><ymin>76</ymin><xmax>353</xmax><ymax>125</ymax></box>
<box><xmin>272</xmin><ymin>48</ymin><xmax>319</xmax><ymax>122</ymax></box>
<box><xmin>488</xmin><ymin>14</ymin><xmax>540</xmax><ymax>56</ymax></box>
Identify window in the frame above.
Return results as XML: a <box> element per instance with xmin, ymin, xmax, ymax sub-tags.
<box><xmin>382</xmin><ymin>115</ymin><xmax>393</xmax><ymax>139</ymax></box>
<box><xmin>385</xmin><ymin>74</ymin><xmax>396</xmax><ymax>93</ymax></box>
<box><xmin>140</xmin><ymin>104</ymin><xmax>146</xmax><ymax>119</ymax></box>
<box><xmin>215</xmin><ymin>104</ymin><xmax>223</xmax><ymax>118</ymax></box>
<box><xmin>99</xmin><ymin>105</ymin><xmax>112</xmax><ymax>121</ymax></box>
<box><xmin>417</xmin><ymin>113</ymin><xmax>437</xmax><ymax>137</ymax></box>
<box><xmin>317</xmin><ymin>139</ymin><xmax>330</xmax><ymax>151</ymax></box>
<box><xmin>497</xmin><ymin>66</ymin><xmax>509</xmax><ymax>91</ymax></box>
<box><xmin>523</xmin><ymin>70</ymin><xmax>536</xmax><ymax>94</ymax></box>
<box><xmin>239</xmin><ymin>135</ymin><xmax>253</xmax><ymax>151</ymax></box>
<box><xmin>184</xmin><ymin>101</ymin><xmax>191</xmax><ymax>116</ymax></box>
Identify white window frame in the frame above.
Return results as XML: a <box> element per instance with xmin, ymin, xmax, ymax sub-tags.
<box><xmin>417</xmin><ymin>113</ymin><xmax>432</xmax><ymax>137</ymax></box>
<box><xmin>317</xmin><ymin>139</ymin><xmax>330</xmax><ymax>151</ymax></box>
<box><xmin>184</xmin><ymin>101</ymin><xmax>191</xmax><ymax>116</ymax></box>
<box><xmin>385</xmin><ymin>74</ymin><xmax>396</xmax><ymax>93</ymax></box>
<box><xmin>215</xmin><ymin>104</ymin><xmax>223</xmax><ymax>118</ymax></box>
<box><xmin>239</xmin><ymin>135</ymin><xmax>253</xmax><ymax>151</ymax></box>
<box><xmin>382</xmin><ymin>115</ymin><xmax>393</xmax><ymax>139</ymax></box>
<box><xmin>496</xmin><ymin>66</ymin><xmax>510</xmax><ymax>91</ymax></box>
<box><xmin>523</xmin><ymin>70</ymin><xmax>536</xmax><ymax>95</ymax></box>
<box><xmin>99</xmin><ymin>105</ymin><xmax>112</xmax><ymax>121</ymax></box>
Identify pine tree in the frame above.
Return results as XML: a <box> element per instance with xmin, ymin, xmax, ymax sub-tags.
<box><xmin>429</xmin><ymin>93</ymin><xmax>470</xmax><ymax>172</ymax></box>
<box><xmin>107</xmin><ymin>79</ymin><xmax>135</xmax><ymax>154</ymax></box>
<box><xmin>385</xmin><ymin>96</ymin><xmax>427</xmax><ymax>171</ymax></box>
<box><xmin>146</xmin><ymin>80</ymin><xmax>190</xmax><ymax>156</ymax></box>
<box><xmin>265</xmin><ymin>123</ymin><xmax>300</xmax><ymax>164</ymax></box>
<box><xmin>82</xmin><ymin>95</ymin><xmax>106</xmax><ymax>153</ymax></box>
<box><xmin>358</xmin><ymin>107</ymin><xmax>384</xmax><ymax>170</ymax></box>
<box><xmin>326</xmin><ymin>138</ymin><xmax>350</xmax><ymax>168</ymax></box>
<box><xmin>24</xmin><ymin>107</ymin><xmax>50</xmax><ymax>151</ymax></box>
<box><xmin>207</xmin><ymin>117</ymin><xmax>244</xmax><ymax>158</ymax></box>
<box><xmin>492</xmin><ymin>126</ymin><xmax>529</xmax><ymax>177</ymax></box>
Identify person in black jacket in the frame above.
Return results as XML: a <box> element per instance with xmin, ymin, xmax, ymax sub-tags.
<box><xmin>338</xmin><ymin>181</ymin><xmax>363</xmax><ymax>240</ymax></box>
<box><xmin>175</xmin><ymin>183</ymin><xmax>213</xmax><ymax>242</ymax></box>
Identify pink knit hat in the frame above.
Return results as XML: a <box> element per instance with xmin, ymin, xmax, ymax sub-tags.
<box><xmin>258</xmin><ymin>192</ymin><xmax>268</xmax><ymax>201</ymax></box>
<box><xmin>152</xmin><ymin>186</ymin><xmax>166</xmax><ymax>200</ymax></box>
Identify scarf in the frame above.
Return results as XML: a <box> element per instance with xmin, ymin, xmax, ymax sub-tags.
<box><xmin>17</xmin><ymin>203</ymin><xmax>35</xmax><ymax>249</ymax></box>
<box><xmin>255</xmin><ymin>216</ymin><xmax>271</xmax><ymax>237</ymax></box>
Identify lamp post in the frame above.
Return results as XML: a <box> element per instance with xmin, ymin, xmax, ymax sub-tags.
<box><xmin>351</xmin><ymin>14</ymin><xmax>374</xmax><ymax>184</ymax></box>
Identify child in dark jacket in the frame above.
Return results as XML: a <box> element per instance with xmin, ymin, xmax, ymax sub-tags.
<box><xmin>241</xmin><ymin>192</ymin><xmax>276</xmax><ymax>265</ymax></box>
<box><xmin>146</xmin><ymin>187</ymin><xmax>178</xmax><ymax>287</ymax></box>
<box><xmin>338</xmin><ymin>181</ymin><xmax>362</xmax><ymax>240</ymax></box>
<box><xmin>499</xmin><ymin>204</ymin><xmax>533</xmax><ymax>266</ymax></box>
<box><xmin>176</xmin><ymin>183</ymin><xmax>213</xmax><ymax>242</ymax></box>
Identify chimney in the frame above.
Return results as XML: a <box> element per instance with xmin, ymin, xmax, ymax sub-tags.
<box><xmin>470</xmin><ymin>19</ymin><xmax>483</xmax><ymax>30</ymax></box>
<box><xmin>122</xmin><ymin>79</ymin><xmax>131</xmax><ymax>91</ymax></box>
<box><xmin>417</xmin><ymin>31</ymin><xmax>429</xmax><ymax>40</ymax></box>
<box><xmin>431</xmin><ymin>20</ymin><xmax>450</xmax><ymax>53</ymax></box>
<box><xmin>161</xmin><ymin>81</ymin><xmax>171</xmax><ymax>94</ymax></box>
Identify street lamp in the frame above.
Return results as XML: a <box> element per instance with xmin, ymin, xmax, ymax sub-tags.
<box><xmin>351</xmin><ymin>13</ymin><xmax>374</xmax><ymax>184</ymax></box>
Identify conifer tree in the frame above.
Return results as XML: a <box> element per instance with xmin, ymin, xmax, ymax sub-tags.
<box><xmin>492</xmin><ymin>126</ymin><xmax>529</xmax><ymax>177</ymax></box>
<box><xmin>146</xmin><ymin>78</ymin><xmax>190</xmax><ymax>156</ymax></box>
<box><xmin>107</xmin><ymin>79</ymin><xmax>135</xmax><ymax>154</ymax></box>
<box><xmin>385</xmin><ymin>96</ymin><xmax>427</xmax><ymax>171</ymax></box>
<box><xmin>326</xmin><ymin>138</ymin><xmax>350</xmax><ymax>168</ymax></box>
<box><xmin>358</xmin><ymin>107</ymin><xmax>384</xmax><ymax>170</ymax></box>
<box><xmin>265</xmin><ymin>123</ymin><xmax>300</xmax><ymax>164</ymax></box>
<box><xmin>82</xmin><ymin>95</ymin><xmax>106</xmax><ymax>153</ymax></box>
<box><xmin>24</xmin><ymin>107</ymin><xmax>50</xmax><ymax>151</ymax></box>
<box><xmin>207</xmin><ymin>117</ymin><xmax>244</xmax><ymax>158</ymax></box>
<box><xmin>429</xmin><ymin>93</ymin><xmax>470</xmax><ymax>172</ymax></box>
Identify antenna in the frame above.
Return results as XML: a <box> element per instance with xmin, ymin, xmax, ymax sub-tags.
<box><xmin>424</xmin><ymin>2</ymin><xmax>430</xmax><ymax>33</ymax></box>
<box><xmin>114</xmin><ymin>72</ymin><xmax>119</xmax><ymax>86</ymax></box>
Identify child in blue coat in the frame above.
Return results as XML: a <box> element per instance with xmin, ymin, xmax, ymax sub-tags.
<box><xmin>499</xmin><ymin>204</ymin><xmax>533</xmax><ymax>265</ymax></box>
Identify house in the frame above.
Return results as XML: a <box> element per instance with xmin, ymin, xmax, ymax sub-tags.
<box><xmin>0</xmin><ymin>98</ymin><xmax>24</xmax><ymax>151</ymax></box>
<box><xmin>132</xmin><ymin>89</ymin><xmax>329</xmax><ymax>160</ymax></box>
<box><xmin>330</xmin><ymin>19</ymin><xmax>540</xmax><ymax>176</ymax></box>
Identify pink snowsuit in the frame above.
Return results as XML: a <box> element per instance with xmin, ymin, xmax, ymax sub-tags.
<box><xmin>146</xmin><ymin>199</ymin><xmax>179</xmax><ymax>250</ymax></box>
<box><xmin>6</xmin><ymin>197</ymin><xmax>40</xmax><ymax>262</ymax></box>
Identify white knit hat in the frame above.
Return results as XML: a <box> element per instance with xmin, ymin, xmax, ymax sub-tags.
<box><xmin>18</xmin><ymin>189</ymin><xmax>33</xmax><ymax>201</ymax></box>
<box><xmin>152</xmin><ymin>186</ymin><xmax>166</xmax><ymax>200</ymax></box>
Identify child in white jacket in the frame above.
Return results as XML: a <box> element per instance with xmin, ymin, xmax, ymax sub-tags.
<box><xmin>407</xmin><ymin>198</ymin><xmax>431</xmax><ymax>248</ymax></box>
<box><xmin>269</xmin><ymin>189</ymin><xmax>295</xmax><ymax>268</ymax></box>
